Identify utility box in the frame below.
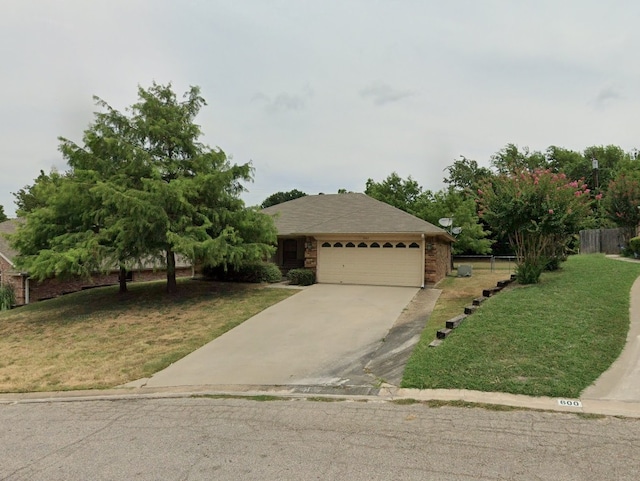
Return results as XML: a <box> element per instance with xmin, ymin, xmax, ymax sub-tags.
<box><xmin>457</xmin><ymin>265</ymin><xmax>473</xmax><ymax>277</ymax></box>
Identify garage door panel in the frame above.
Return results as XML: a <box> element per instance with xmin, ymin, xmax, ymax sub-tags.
<box><xmin>318</xmin><ymin>242</ymin><xmax>422</xmax><ymax>287</ymax></box>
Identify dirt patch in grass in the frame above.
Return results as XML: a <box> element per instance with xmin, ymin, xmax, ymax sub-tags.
<box><xmin>0</xmin><ymin>279</ymin><xmax>295</xmax><ymax>393</ymax></box>
<box><xmin>419</xmin><ymin>265</ymin><xmax>515</xmax><ymax>345</ymax></box>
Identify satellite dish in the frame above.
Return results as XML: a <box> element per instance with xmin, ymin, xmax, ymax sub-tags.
<box><xmin>452</xmin><ymin>227</ymin><xmax>462</xmax><ymax>235</ymax></box>
<box><xmin>438</xmin><ymin>217</ymin><xmax>453</xmax><ymax>227</ymax></box>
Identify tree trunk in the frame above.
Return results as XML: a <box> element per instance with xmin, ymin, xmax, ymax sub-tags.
<box><xmin>118</xmin><ymin>266</ymin><xmax>128</xmax><ymax>293</ymax></box>
<box><xmin>166</xmin><ymin>249</ymin><xmax>177</xmax><ymax>294</ymax></box>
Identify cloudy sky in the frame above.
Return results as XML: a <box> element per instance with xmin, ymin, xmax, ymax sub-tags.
<box><xmin>2</xmin><ymin>1</ymin><xmax>639</xmax><ymax>216</ymax></box>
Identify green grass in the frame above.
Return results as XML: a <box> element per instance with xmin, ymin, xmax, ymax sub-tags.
<box><xmin>402</xmin><ymin>254</ymin><xmax>640</xmax><ymax>398</ymax></box>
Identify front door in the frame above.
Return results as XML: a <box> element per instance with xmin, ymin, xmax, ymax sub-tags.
<box><xmin>282</xmin><ymin>238</ymin><xmax>303</xmax><ymax>269</ymax></box>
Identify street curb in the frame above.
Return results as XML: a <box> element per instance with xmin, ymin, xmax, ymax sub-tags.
<box><xmin>2</xmin><ymin>384</ymin><xmax>640</xmax><ymax>419</ymax></box>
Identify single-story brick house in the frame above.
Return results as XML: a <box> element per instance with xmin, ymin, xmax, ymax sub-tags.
<box><xmin>0</xmin><ymin>219</ymin><xmax>193</xmax><ymax>306</ymax></box>
<box><xmin>262</xmin><ymin>193</ymin><xmax>454</xmax><ymax>287</ymax></box>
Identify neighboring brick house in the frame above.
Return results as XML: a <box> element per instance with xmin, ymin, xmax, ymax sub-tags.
<box><xmin>0</xmin><ymin>219</ymin><xmax>193</xmax><ymax>306</ymax></box>
<box><xmin>262</xmin><ymin>193</ymin><xmax>454</xmax><ymax>287</ymax></box>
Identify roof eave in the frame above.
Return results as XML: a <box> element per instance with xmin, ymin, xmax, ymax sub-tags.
<box><xmin>286</xmin><ymin>231</ymin><xmax>456</xmax><ymax>242</ymax></box>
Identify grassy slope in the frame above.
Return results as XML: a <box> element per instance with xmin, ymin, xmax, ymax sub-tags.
<box><xmin>402</xmin><ymin>255</ymin><xmax>640</xmax><ymax>397</ymax></box>
<box><xmin>0</xmin><ymin>279</ymin><xmax>295</xmax><ymax>392</ymax></box>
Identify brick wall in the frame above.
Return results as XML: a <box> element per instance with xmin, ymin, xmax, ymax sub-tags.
<box><xmin>0</xmin><ymin>255</ymin><xmax>27</xmax><ymax>305</ymax></box>
<box><xmin>29</xmin><ymin>267</ymin><xmax>193</xmax><ymax>302</ymax></box>
<box><xmin>424</xmin><ymin>237</ymin><xmax>452</xmax><ymax>285</ymax></box>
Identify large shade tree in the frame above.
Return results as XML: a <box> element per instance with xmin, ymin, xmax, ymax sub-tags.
<box><xmin>11</xmin><ymin>83</ymin><xmax>276</xmax><ymax>294</ymax></box>
<box><xmin>365</xmin><ymin>172</ymin><xmax>491</xmax><ymax>254</ymax></box>
<box><xmin>416</xmin><ymin>188</ymin><xmax>492</xmax><ymax>254</ymax></box>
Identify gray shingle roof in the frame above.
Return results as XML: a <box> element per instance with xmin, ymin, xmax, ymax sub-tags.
<box><xmin>262</xmin><ymin>193</ymin><xmax>453</xmax><ymax>239</ymax></box>
<box><xmin>0</xmin><ymin>219</ymin><xmax>21</xmax><ymax>266</ymax></box>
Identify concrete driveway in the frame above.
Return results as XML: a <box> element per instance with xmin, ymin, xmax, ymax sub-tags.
<box><xmin>144</xmin><ymin>284</ymin><xmax>420</xmax><ymax>388</ymax></box>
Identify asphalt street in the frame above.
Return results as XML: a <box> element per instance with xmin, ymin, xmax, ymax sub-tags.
<box><xmin>1</xmin><ymin>397</ymin><xmax>639</xmax><ymax>481</ymax></box>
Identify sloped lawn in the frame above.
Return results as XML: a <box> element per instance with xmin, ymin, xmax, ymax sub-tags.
<box><xmin>0</xmin><ymin>279</ymin><xmax>295</xmax><ymax>393</ymax></box>
<box><xmin>403</xmin><ymin>254</ymin><xmax>640</xmax><ymax>397</ymax></box>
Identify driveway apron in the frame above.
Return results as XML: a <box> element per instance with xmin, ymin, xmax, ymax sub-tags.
<box><xmin>145</xmin><ymin>284</ymin><xmax>419</xmax><ymax>387</ymax></box>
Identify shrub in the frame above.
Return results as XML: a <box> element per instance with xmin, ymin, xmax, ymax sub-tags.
<box><xmin>544</xmin><ymin>256</ymin><xmax>561</xmax><ymax>271</ymax></box>
<box><xmin>202</xmin><ymin>262</ymin><xmax>283</xmax><ymax>283</ymax></box>
<box><xmin>515</xmin><ymin>259</ymin><xmax>544</xmax><ymax>284</ymax></box>
<box><xmin>251</xmin><ymin>263</ymin><xmax>284</xmax><ymax>283</ymax></box>
<box><xmin>629</xmin><ymin>236</ymin><xmax>640</xmax><ymax>258</ymax></box>
<box><xmin>287</xmin><ymin>268</ymin><xmax>315</xmax><ymax>286</ymax></box>
<box><xmin>0</xmin><ymin>284</ymin><xmax>16</xmax><ymax>310</ymax></box>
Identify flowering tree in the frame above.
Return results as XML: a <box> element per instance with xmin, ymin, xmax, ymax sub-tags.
<box><xmin>477</xmin><ymin>170</ymin><xmax>590</xmax><ymax>283</ymax></box>
<box><xmin>603</xmin><ymin>173</ymin><xmax>640</xmax><ymax>241</ymax></box>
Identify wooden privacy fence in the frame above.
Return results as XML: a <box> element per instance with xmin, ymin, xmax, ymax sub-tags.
<box><xmin>579</xmin><ymin>228</ymin><xmax>625</xmax><ymax>254</ymax></box>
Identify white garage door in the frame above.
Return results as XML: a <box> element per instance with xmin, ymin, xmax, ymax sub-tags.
<box><xmin>318</xmin><ymin>240</ymin><xmax>423</xmax><ymax>287</ymax></box>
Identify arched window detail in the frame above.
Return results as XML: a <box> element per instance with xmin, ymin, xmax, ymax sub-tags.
<box><xmin>333</xmin><ymin>242</ymin><xmax>343</xmax><ymax>247</ymax></box>
<box><xmin>396</xmin><ymin>242</ymin><xmax>406</xmax><ymax>248</ymax></box>
<box><xmin>357</xmin><ymin>242</ymin><xmax>368</xmax><ymax>248</ymax></box>
<box><xmin>409</xmin><ymin>242</ymin><xmax>420</xmax><ymax>248</ymax></box>
<box><xmin>322</xmin><ymin>242</ymin><xmax>331</xmax><ymax>247</ymax></box>
<box><xmin>345</xmin><ymin>242</ymin><xmax>356</xmax><ymax>248</ymax></box>
<box><xmin>383</xmin><ymin>242</ymin><xmax>393</xmax><ymax>248</ymax></box>
<box><xmin>370</xmin><ymin>242</ymin><xmax>380</xmax><ymax>248</ymax></box>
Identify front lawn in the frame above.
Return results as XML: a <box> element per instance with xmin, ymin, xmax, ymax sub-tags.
<box><xmin>0</xmin><ymin>280</ymin><xmax>295</xmax><ymax>392</ymax></box>
<box><xmin>403</xmin><ymin>254</ymin><xmax>640</xmax><ymax>398</ymax></box>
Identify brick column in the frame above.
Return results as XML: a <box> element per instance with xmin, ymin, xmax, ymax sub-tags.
<box><xmin>304</xmin><ymin>236</ymin><xmax>317</xmax><ymax>274</ymax></box>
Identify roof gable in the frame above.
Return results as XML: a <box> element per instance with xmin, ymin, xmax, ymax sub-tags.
<box><xmin>262</xmin><ymin>193</ymin><xmax>452</xmax><ymax>238</ymax></box>
<box><xmin>0</xmin><ymin>219</ymin><xmax>21</xmax><ymax>267</ymax></box>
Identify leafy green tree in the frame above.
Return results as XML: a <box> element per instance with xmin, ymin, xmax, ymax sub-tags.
<box><xmin>546</xmin><ymin>146</ymin><xmax>586</xmax><ymax>179</ymax></box>
<box><xmin>11</xmin><ymin>171</ymin><xmax>107</xmax><ymax>281</ymax></box>
<box><xmin>13</xmin><ymin>169</ymin><xmax>67</xmax><ymax>216</ymax></box>
<box><xmin>365</xmin><ymin>172</ymin><xmax>423</xmax><ymax>215</ymax></box>
<box><xmin>0</xmin><ymin>205</ymin><xmax>7</xmax><ymax>223</ymax></box>
<box><xmin>416</xmin><ymin>188</ymin><xmax>492</xmax><ymax>254</ymax></box>
<box><xmin>584</xmin><ymin>145</ymin><xmax>631</xmax><ymax>191</ymax></box>
<box><xmin>603</xmin><ymin>172</ymin><xmax>640</xmax><ymax>241</ymax></box>
<box><xmin>491</xmin><ymin>144</ymin><xmax>548</xmax><ymax>174</ymax></box>
<box><xmin>367</xmin><ymin>173</ymin><xmax>491</xmax><ymax>254</ymax></box>
<box><xmin>477</xmin><ymin>170</ymin><xmax>590</xmax><ymax>283</ymax></box>
<box><xmin>443</xmin><ymin>156</ymin><xmax>493</xmax><ymax>191</ymax></box>
<box><xmin>261</xmin><ymin>189</ymin><xmax>307</xmax><ymax>208</ymax></box>
<box><xmin>12</xmin><ymin>83</ymin><xmax>277</xmax><ymax>294</ymax></box>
